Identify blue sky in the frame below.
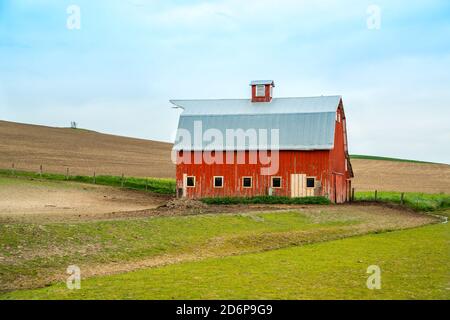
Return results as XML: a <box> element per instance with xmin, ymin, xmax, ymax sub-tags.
<box><xmin>0</xmin><ymin>0</ymin><xmax>449</xmax><ymax>163</ymax></box>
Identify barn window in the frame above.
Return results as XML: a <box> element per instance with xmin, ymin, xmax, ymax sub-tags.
<box><xmin>306</xmin><ymin>177</ymin><xmax>315</xmax><ymax>188</ymax></box>
<box><xmin>256</xmin><ymin>85</ymin><xmax>265</xmax><ymax>97</ymax></box>
<box><xmin>242</xmin><ymin>177</ymin><xmax>252</xmax><ymax>188</ymax></box>
<box><xmin>214</xmin><ymin>176</ymin><xmax>223</xmax><ymax>188</ymax></box>
<box><xmin>271</xmin><ymin>177</ymin><xmax>282</xmax><ymax>188</ymax></box>
<box><xmin>186</xmin><ymin>176</ymin><xmax>195</xmax><ymax>187</ymax></box>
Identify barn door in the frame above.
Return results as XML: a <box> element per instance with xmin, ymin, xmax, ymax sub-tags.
<box><xmin>290</xmin><ymin>174</ymin><xmax>306</xmax><ymax>197</ymax></box>
<box><xmin>335</xmin><ymin>175</ymin><xmax>345</xmax><ymax>204</ymax></box>
<box><xmin>182</xmin><ymin>173</ymin><xmax>187</xmax><ymax>198</ymax></box>
<box><xmin>332</xmin><ymin>174</ymin><xmax>337</xmax><ymax>203</ymax></box>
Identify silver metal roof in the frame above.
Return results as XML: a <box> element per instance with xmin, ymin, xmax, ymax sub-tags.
<box><xmin>171</xmin><ymin>96</ymin><xmax>341</xmax><ymax>116</ymax></box>
<box><xmin>250</xmin><ymin>80</ymin><xmax>275</xmax><ymax>86</ymax></box>
<box><xmin>172</xmin><ymin>96</ymin><xmax>341</xmax><ymax>151</ymax></box>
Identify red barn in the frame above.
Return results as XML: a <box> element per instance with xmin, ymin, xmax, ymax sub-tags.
<box><xmin>171</xmin><ymin>80</ymin><xmax>353</xmax><ymax>203</ymax></box>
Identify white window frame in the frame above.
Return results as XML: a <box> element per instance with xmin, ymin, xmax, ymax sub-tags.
<box><xmin>306</xmin><ymin>177</ymin><xmax>315</xmax><ymax>189</ymax></box>
<box><xmin>271</xmin><ymin>176</ymin><xmax>282</xmax><ymax>189</ymax></box>
<box><xmin>186</xmin><ymin>176</ymin><xmax>196</xmax><ymax>188</ymax></box>
<box><xmin>213</xmin><ymin>176</ymin><xmax>224</xmax><ymax>188</ymax></box>
<box><xmin>242</xmin><ymin>176</ymin><xmax>253</xmax><ymax>188</ymax></box>
<box><xmin>256</xmin><ymin>85</ymin><xmax>265</xmax><ymax>97</ymax></box>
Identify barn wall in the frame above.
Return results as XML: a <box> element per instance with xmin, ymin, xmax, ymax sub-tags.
<box><xmin>176</xmin><ymin>150</ymin><xmax>331</xmax><ymax>198</ymax></box>
<box><xmin>328</xmin><ymin>101</ymin><xmax>351</xmax><ymax>203</ymax></box>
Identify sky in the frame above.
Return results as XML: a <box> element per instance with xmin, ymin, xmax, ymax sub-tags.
<box><xmin>0</xmin><ymin>0</ymin><xmax>449</xmax><ymax>163</ymax></box>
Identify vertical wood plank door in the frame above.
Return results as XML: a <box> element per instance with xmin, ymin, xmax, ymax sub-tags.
<box><xmin>335</xmin><ymin>175</ymin><xmax>345</xmax><ymax>204</ymax></box>
<box><xmin>290</xmin><ymin>174</ymin><xmax>306</xmax><ymax>197</ymax></box>
<box><xmin>182</xmin><ymin>173</ymin><xmax>187</xmax><ymax>198</ymax></box>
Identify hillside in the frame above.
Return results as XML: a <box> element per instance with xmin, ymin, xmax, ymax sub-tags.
<box><xmin>350</xmin><ymin>158</ymin><xmax>449</xmax><ymax>193</ymax></box>
<box><xmin>0</xmin><ymin>120</ymin><xmax>175</xmax><ymax>178</ymax></box>
<box><xmin>0</xmin><ymin>120</ymin><xmax>449</xmax><ymax>193</ymax></box>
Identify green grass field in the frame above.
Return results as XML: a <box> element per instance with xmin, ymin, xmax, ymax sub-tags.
<box><xmin>0</xmin><ymin>169</ymin><xmax>176</xmax><ymax>195</ymax></box>
<box><xmin>0</xmin><ymin>210</ymin><xmax>363</xmax><ymax>291</ymax></box>
<box><xmin>350</xmin><ymin>154</ymin><xmax>433</xmax><ymax>164</ymax></box>
<box><xmin>1</xmin><ymin>200</ymin><xmax>439</xmax><ymax>294</ymax></box>
<box><xmin>355</xmin><ymin>191</ymin><xmax>450</xmax><ymax>212</ymax></box>
<box><xmin>2</xmin><ymin>222</ymin><xmax>448</xmax><ymax>300</ymax></box>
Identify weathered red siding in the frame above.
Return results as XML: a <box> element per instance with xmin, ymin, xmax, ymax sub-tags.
<box><xmin>328</xmin><ymin>100</ymin><xmax>351</xmax><ymax>203</ymax></box>
<box><xmin>176</xmin><ymin>150</ymin><xmax>332</xmax><ymax>198</ymax></box>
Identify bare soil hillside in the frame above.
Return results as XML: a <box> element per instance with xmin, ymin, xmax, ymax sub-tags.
<box><xmin>351</xmin><ymin>159</ymin><xmax>450</xmax><ymax>193</ymax></box>
<box><xmin>0</xmin><ymin>120</ymin><xmax>175</xmax><ymax>178</ymax></box>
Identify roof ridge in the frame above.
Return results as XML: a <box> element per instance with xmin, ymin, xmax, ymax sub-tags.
<box><xmin>180</xmin><ymin>111</ymin><xmax>336</xmax><ymax>117</ymax></box>
<box><xmin>171</xmin><ymin>95</ymin><xmax>341</xmax><ymax>103</ymax></box>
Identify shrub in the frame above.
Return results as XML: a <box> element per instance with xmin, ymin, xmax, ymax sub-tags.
<box><xmin>201</xmin><ymin>196</ymin><xmax>331</xmax><ymax>205</ymax></box>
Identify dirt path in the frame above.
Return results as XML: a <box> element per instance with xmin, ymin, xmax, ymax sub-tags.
<box><xmin>0</xmin><ymin>174</ymin><xmax>441</xmax><ymax>224</ymax></box>
<box><xmin>0</xmin><ymin>177</ymin><xmax>170</xmax><ymax>223</ymax></box>
<box><xmin>0</xmin><ymin>177</ymin><xmax>332</xmax><ymax>223</ymax></box>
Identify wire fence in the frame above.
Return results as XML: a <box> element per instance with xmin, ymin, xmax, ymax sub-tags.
<box><xmin>353</xmin><ymin>189</ymin><xmax>449</xmax><ymax>211</ymax></box>
<box><xmin>1</xmin><ymin>162</ymin><xmax>176</xmax><ymax>195</ymax></box>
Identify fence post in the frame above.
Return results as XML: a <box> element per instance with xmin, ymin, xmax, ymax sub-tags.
<box><xmin>11</xmin><ymin>163</ymin><xmax>15</xmax><ymax>176</ymax></box>
<box><xmin>93</xmin><ymin>171</ymin><xmax>96</xmax><ymax>184</ymax></box>
<box><xmin>145</xmin><ymin>179</ymin><xmax>148</xmax><ymax>191</ymax></box>
<box><xmin>121</xmin><ymin>173</ymin><xmax>124</xmax><ymax>188</ymax></box>
<box><xmin>39</xmin><ymin>164</ymin><xmax>43</xmax><ymax>178</ymax></box>
<box><xmin>351</xmin><ymin>188</ymin><xmax>355</xmax><ymax>202</ymax></box>
<box><xmin>401</xmin><ymin>192</ymin><xmax>405</xmax><ymax>205</ymax></box>
<box><xmin>66</xmin><ymin>168</ymin><xmax>69</xmax><ymax>180</ymax></box>
<box><xmin>375</xmin><ymin>190</ymin><xmax>378</xmax><ymax>201</ymax></box>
